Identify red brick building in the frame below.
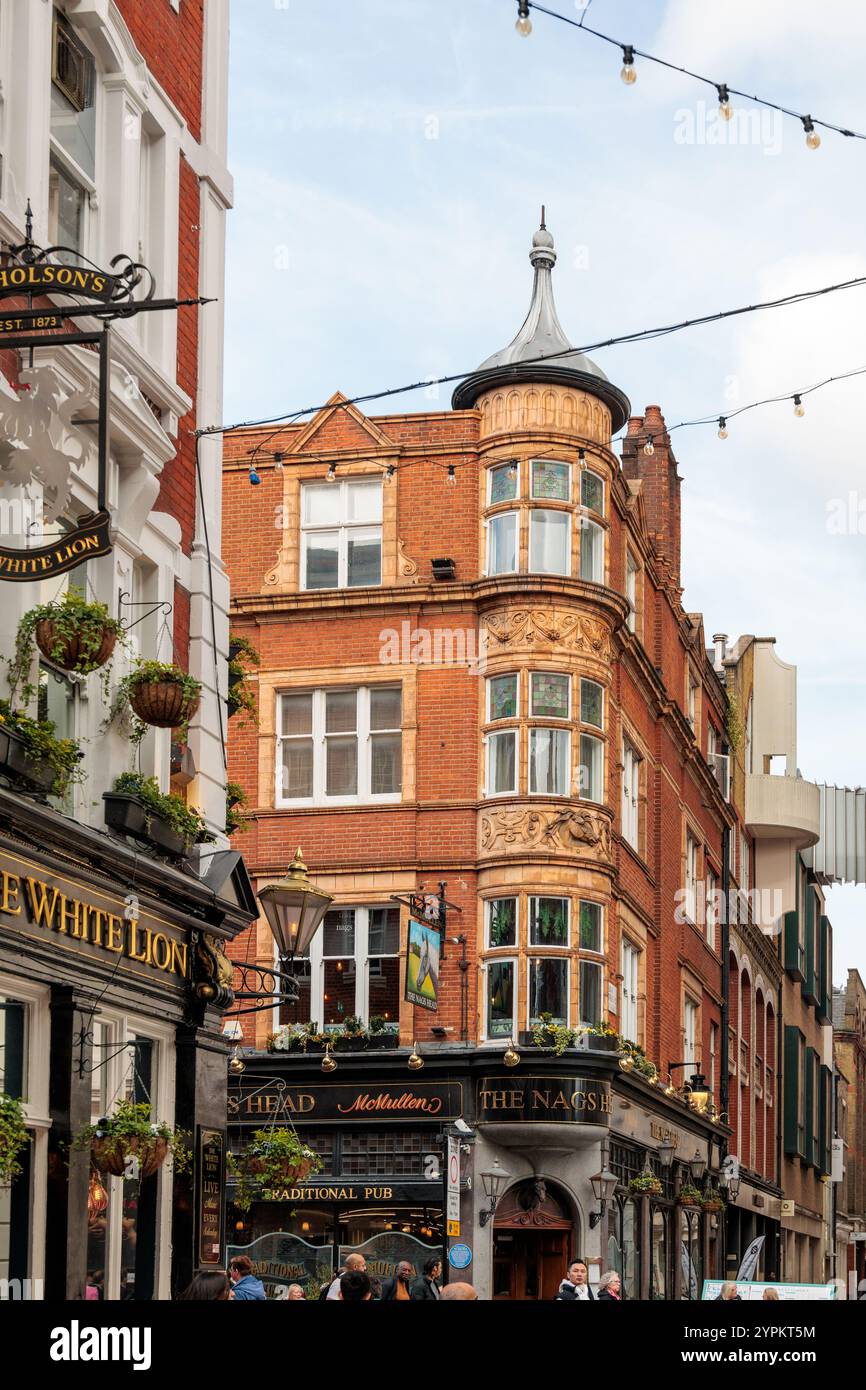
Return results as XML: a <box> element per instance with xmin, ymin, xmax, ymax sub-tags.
<box><xmin>220</xmin><ymin>222</ymin><xmax>755</xmax><ymax>1299</ymax></box>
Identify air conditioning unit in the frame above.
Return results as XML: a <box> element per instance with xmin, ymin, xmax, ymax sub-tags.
<box><xmin>709</xmin><ymin>751</ymin><xmax>731</xmax><ymax>800</ymax></box>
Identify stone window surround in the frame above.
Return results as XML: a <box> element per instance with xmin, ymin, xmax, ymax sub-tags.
<box><xmin>481</xmin><ymin>665</ymin><xmax>608</xmax><ymax>804</ymax></box>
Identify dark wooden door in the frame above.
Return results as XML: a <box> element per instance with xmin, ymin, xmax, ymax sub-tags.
<box><xmin>492</xmin><ymin>1229</ymin><xmax>569</xmax><ymax>1300</ymax></box>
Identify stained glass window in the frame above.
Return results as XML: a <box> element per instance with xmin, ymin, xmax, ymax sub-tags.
<box><xmin>532</xmin><ymin>459</ymin><xmax>570</xmax><ymax>500</ymax></box>
<box><xmin>531</xmin><ymin>673</ymin><xmax>569</xmax><ymax>719</ymax></box>
<box><xmin>489</xmin><ymin>674</ymin><xmax>518</xmax><ymax>720</ymax></box>
<box><xmin>581</xmin><ymin>470</ymin><xmax>604</xmax><ymax>514</ymax></box>
<box><xmin>580</xmin><ymin>679</ymin><xmax>604</xmax><ymax>728</ymax></box>
<box><xmin>489</xmin><ymin>462</ymin><xmax>518</xmax><ymax>504</ymax></box>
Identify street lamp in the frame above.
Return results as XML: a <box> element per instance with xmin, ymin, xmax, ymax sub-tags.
<box><xmin>479</xmin><ymin>1159</ymin><xmax>511</xmax><ymax>1227</ymax></box>
<box><xmin>688</xmin><ymin>1149</ymin><xmax>706</xmax><ymax>1185</ymax></box>
<box><xmin>656</xmin><ymin>1138</ymin><xmax>676</xmax><ymax>1169</ymax></box>
<box><xmin>258</xmin><ymin>847</ymin><xmax>334</xmax><ymax>970</ymax></box>
<box><xmin>589</xmin><ymin>1159</ymin><xmax>618</xmax><ymax>1228</ymax></box>
<box><xmin>686</xmin><ymin>1071</ymin><xmax>711</xmax><ymax>1115</ymax></box>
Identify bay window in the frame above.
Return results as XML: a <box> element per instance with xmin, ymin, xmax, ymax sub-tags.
<box><xmin>528</xmin><ymin>957</ymin><xmax>568</xmax><ymax>1026</ymax></box>
<box><xmin>530</xmin><ymin>672</ymin><xmax>569</xmax><ymax>720</ymax></box>
<box><xmin>579</xmin><ymin>733</ymin><xmax>604</xmax><ymax>802</ymax></box>
<box><xmin>528</xmin><ymin>727</ymin><xmax>570</xmax><ymax>795</ymax></box>
<box><xmin>579</xmin><ymin>960</ymin><xmax>603</xmax><ymax>1027</ymax></box>
<box><xmin>488</xmin><ymin>673</ymin><xmax>518</xmax><ymax>721</ymax></box>
<box><xmin>489</xmin><ymin>461</ymin><xmax>518</xmax><ymax>505</ymax></box>
<box><xmin>486</xmin><ymin>898</ymin><xmax>517</xmax><ymax>949</ymax></box>
<box><xmin>529</xmin><ymin>509</ymin><xmax>570</xmax><ymax>575</ymax></box>
<box><xmin>277</xmin><ymin>686</ymin><xmax>402</xmax><ymax>805</ymax></box>
<box><xmin>580</xmin><ymin>469</ymin><xmax>604</xmax><ymax>514</ymax></box>
<box><xmin>301</xmin><ymin>478</ymin><xmax>382</xmax><ymax>590</ymax></box>
<box><xmin>529</xmin><ymin>896</ymin><xmax>569</xmax><ymax>947</ymax></box>
<box><xmin>486</xmin><ymin>511</ymin><xmax>518</xmax><ymax>575</ymax></box>
<box><xmin>486</xmin><ymin>729</ymin><xmax>517</xmax><ymax>796</ymax></box>
<box><xmin>531</xmin><ymin>459</ymin><xmax>570</xmax><ymax>501</ymax></box>
<box><xmin>486</xmin><ymin>959</ymin><xmax>516</xmax><ymax>1038</ymax></box>
<box><xmin>580</xmin><ymin>517</ymin><xmax>604</xmax><ymax>582</ymax></box>
<box><xmin>49</xmin><ymin>12</ymin><xmax>96</xmax><ymax>257</ymax></box>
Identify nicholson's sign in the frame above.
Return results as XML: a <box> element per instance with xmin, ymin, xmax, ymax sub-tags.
<box><xmin>0</xmin><ymin>511</ymin><xmax>112</xmax><ymax>582</ymax></box>
<box><xmin>477</xmin><ymin>1075</ymin><xmax>612</xmax><ymax>1123</ymax></box>
<box><xmin>0</xmin><ymin>850</ymin><xmax>189</xmax><ymax>984</ymax></box>
<box><xmin>229</xmin><ymin>1079</ymin><xmax>464</xmax><ymax>1126</ymax></box>
<box><xmin>0</xmin><ymin>262</ymin><xmax>119</xmax><ymax>301</ymax></box>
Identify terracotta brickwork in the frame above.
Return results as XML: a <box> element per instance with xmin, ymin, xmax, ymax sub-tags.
<box><xmin>222</xmin><ymin>381</ymin><xmax>741</xmax><ymax>1105</ymax></box>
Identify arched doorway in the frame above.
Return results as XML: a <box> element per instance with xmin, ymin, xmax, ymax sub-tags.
<box><xmin>492</xmin><ymin>1179</ymin><xmax>577</xmax><ymax>1301</ymax></box>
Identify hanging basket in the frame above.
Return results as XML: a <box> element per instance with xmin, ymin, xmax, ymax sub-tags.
<box><xmin>139</xmin><ymin>1136</ymin><xmax>170</xmax><ymax>1179</ymax></box>
<box><xmin>35</xmin><ymin>618</ymin><xmax>117</xmax><ymax>674</ymax></box>
<box><xmin>91</xmin><ymin>1135</ymin><xmax>139</xmax><ymax>1177</ymax></box>
<box><xmin>129</xmin><ymin>680</ymin><xmax>201</xmax><ymax>730</ymax></box>
<box><xmin>243</xmin><ymin>1156</ymin><xmax>314</xmax><ymax>1185</ymax></box>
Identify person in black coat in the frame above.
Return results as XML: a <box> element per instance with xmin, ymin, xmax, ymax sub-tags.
<box><xmin>411</xmin><ymin>1257</ymin><xmax>442</xmax><ymax>1300</ymax></box>
<box><xmin>554</xmin><ymin>1259</ymin><xmax>595</xmax><ymax>1301</ymax></box>
<box><xmin>597</xmin><ymin>1271</ymin><xmax>621</xmax><ymax>1301</ymax></box>
<box><xmin>380</xmin><ymin>1261</ymin><xmax>415</xmax><ymax>1301</ymax></box>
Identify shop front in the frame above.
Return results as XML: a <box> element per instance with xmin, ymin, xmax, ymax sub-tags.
<box><xmin>227</xmin><ymin>1064</ymin><xmax>462</xmax><ymax>1296</ymax></box>
<box><xmin>0</xmin><ymin>789</ymin><xmax>255</xmax><ymax>1300</ymax></box>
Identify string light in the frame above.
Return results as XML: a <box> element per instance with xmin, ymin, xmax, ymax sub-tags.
<box><xmin>716</xmin><ymin>84</ymin><xmax>733</xmax><ymax>121</ymax></box>
<box><xmin>523</xmin><ymin>2</ymin><xmax>865</xmax><ymax>146</ymax></box>
<box><xmin>446</xmin><ymin>464</ymin><xmax>457</xmax><ymax>487</ymax></box>
<box><xmin>717</xmin><ymin>417</ymin><xmax>728</xmax><ymax>439</ymax></box>
<box><xmin>326</xmin><ymin>462</ymin><xmax>337</xmax><ymax>482</ymax></box>
<box><xmin>802</xmin><ymin>115</ymin><xmax>821</xmax><ymax>150</ymax></box>
<box><xmin>620</xmin><ymin>43</ymin><xmax>636</xmax><ymax>84</ymax></box>
<box><xmin>643</xmin><ymin>436</ymin><xmax>654</xmax><ymax>456</ymax></box>
<box><xmin>273</xmin><ymin>452</ymin><xmax>284</xmax><ymax>471</ymax></box>
<box><xmin>385</xmin><ymin>464</ymin><xmax>396</xmax><ymax>482</ymax></box>
<box><xmin>205</xmin><ymin>275</ymin><xmax>866</xmax><ymax>445</ymax></box>
<box><xmin>515</xmin><ymin>0</ymin><xmax>532</xmax><ymax>36</ymax></box>
<box><xmin>793</xmin><ymin>394</ymin><xmax>805</xmax><ymax>417</ymax></box>
<box><xmin>577</xmin><ymin>448</ymin><xmax>586</xmax><ymax>466</ymax></box>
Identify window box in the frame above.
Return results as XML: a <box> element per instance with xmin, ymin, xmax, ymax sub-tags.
<box><xmin>103</xmin><ymin>792</ymin><xmax>187</xmax><ymax>857</ymax></box>
<box><xmin>268</xmin><ymin>1029</ymin><xmax>399</xmax><ymax>1053</ymax></box>
<box><xmin>0</xmin><ymin>724</ymin><xmax>57</xmax><ymax>795</ymax></box>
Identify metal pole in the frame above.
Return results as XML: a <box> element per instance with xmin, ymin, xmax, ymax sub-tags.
<box><xmin>98</xmin><ymin>326</ymin><xmax>110</xmax><ymax>515</ymax></box>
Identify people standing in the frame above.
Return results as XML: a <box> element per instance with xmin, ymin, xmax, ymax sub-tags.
<box><xmin>440</xmin><ymin>1282</ymin><xmax>478</xmax><ymax>1300</ymax></box>
<box><xmin>554</xmin><ymin>1259</ymin><xmax>595</xmax><ymax>1301</ymax></box>
<box><xmin>229</xmin><ymin>1256</ymin><xmax>267</xmax><ymax>1301</ymax></box>
<box><xmin>380</xmin><ymin>1260</ymin><xmax>415</xmax><ymax>1300</ymax></box>
<box><xmin>715</xmin><ymin>1281</ymin><xmax>741</xmax><ymax>1301</ymax></box>
<box><xmin>597</xmin><ymin>1271</ymin><xmax>621</xmax><ymax>1301</ymax></box>
<box><xmin>325</xmin><ymin>1251</ymin><xmax>366</xmax><ymax>1300</ymax></box>
<box><xmin>286</xmin><ymin>1284</ymin><xmax>305</xmax><ymax>1300</ymax></box>
<box><xmin>339</xmin><ymin>1270</ymin><xmax>373</xmax><ymax>1302</ymax></box>
<box><xmin>177</xmin><ymin>1270</ymin><xmax>232</xmax><ymax>1301</ymax></box>
<box><xmin>411</xmin><ymin>1257</ymin><xmax>442</xmax><ymax>1300</ymax></box>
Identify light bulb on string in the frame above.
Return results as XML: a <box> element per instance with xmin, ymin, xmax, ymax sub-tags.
<box><xmin>577</xmin><ymin>448</ymin><xmax>586</xmax><ymax>469</ymax></box>
<box><xmin>793</xmin><ymin>394</ymin><xmax>805</xmax><ymax>417</ymax></box>
<box><xmin>273</xmin><ymin>452</ymin><xmax>284</xmax><ymax>472</ymax></box>
<box><xmin>802</xmin><ymin>116</ymin><xmax>821</xmax><ymax>150</ymax></box>
<box><xmin>620</xmin><ymin>45</ymin><xmax>637</xmax><ymax>84</ymax></box>
<box><xmin>643</xmin><ymin>437</ymin><xmax>655</xmax><ymax>456</ymax></box>
<box><xmin>385</xmin><ymin>464</ymin><xmax>396</xmax><ymax>483</ymax></box>
<box><xmin>249</xmin><ymin>466</ymin><xmax>261</xmax><ymax>486</ymax></box>
<box><xmin>716</xmin><ymin>84</ymin><xmax>733</xmax><ymax>121</ymax></box>
<box><xmin>717</xmin><ymin>417</ymin><xmax>728</xmax><ymax>440</ymax></box>
<box><xmin>446</xmin><ymin>465</ymin><xmax>457</xmax><ymax>488</ymax></box>
<box><xmin>515</xmin><ymin>1</ymin><xmax>532</xmax><ymax>37</ymax></box>
<box><xmin>326</xmin><ymin>462</ymin><xmax>337</xmax><ymax>483</ymax></box>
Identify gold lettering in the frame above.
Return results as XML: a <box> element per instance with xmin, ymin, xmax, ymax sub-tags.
<box><xmin>152</xmin><ymin>933</ymin><xmax>171</xmax><ymax>970</ymax></box>
<box><xmin>91</xmin><ymin>908</ymin><xmax>105</xmax><ymax>947</ymax></box>
<box><xmin>128</xmin><ymin>919</ymin><xmax>147</xmax><ymax>962</ymax></box>
<box><xmin>585</xmin><ymin>1091</ymin><xmax>597</xmax><ymax>1111</ymax></box>
<box><xmin>169</xmin><ymin>939</ymin><xmax>187</xmax><ymax>978</ymax></box>
<box><xmin>0</xmin><ymin>871</ymin><xmax>21</xmax><ymax>915</ymax></box>
<box><xmin>24</xmin><ymin>877</ymin><xmax>60</xmax><ymax>927</ymax></box>
<box><xmin>105</xmin><ymin>915</ymin><xmax>124</xmax><ymax>953</ymax></box>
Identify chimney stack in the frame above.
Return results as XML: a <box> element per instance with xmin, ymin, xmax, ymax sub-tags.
<box><xmin>621</xmin><ymin>406</ymin><xmax>681</xmax><ymax>587</ymax></box>
<box><xmin>712</xmin><ymin>633</ymin><xmax>728</xmax><ymax>672</ymax></box>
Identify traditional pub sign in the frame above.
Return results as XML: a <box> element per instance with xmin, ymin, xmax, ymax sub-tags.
<box><xmin>477</xmin><ymin>1075</ymin><xmax>613</xmax><ymax>1123</ymax></box>
<box><xmin>0</xmin><ymin>201</ymin><xmax>206</xmax><ymax>580</ymax></box>
<box><xmin>229</xmin><ymin>1077</ymin><xmax>465</xmax><ymax>1126</ymax></box>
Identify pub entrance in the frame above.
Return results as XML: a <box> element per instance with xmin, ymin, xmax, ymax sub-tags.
<box><xmin>491</xmin><ymin>1179</ymin><xmax>576</xmax><ymax>1301</ymax></box>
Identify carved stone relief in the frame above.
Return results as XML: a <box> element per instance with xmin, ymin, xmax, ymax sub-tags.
<box><xmin>480</xmin><ymin>804</ymin><xmax>613</xmax><ymax>859</ymax></box>
<box><xmin>483</xmin><ymin>608</ymin><xmax>611</xmax><ymax>662</ymax></box>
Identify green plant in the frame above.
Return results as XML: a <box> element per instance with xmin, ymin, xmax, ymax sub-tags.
<box><xmin>229</xmin><ymin>1128</ymin><xmax>322</xmax><ymax>1212</ymax></box>
<box><xmin>107</xmin><ymin>660</ymin><xmax>202</xmax><ymax>745</ymax></box>
<box><xmin>227</xmin><ymin>633</ymin><xmax>260</xmax><ymax>728</ymax></box>
<box><xmin>226</xmin><ymin>781</ymin><xmax>247</xmax><ymax>836</ymax></box>
<box><xmin>6</xmin><ymin>591</ymin><xmax>127</xmax><ymax>702</ymax></box>
<box><xmin>112</xmin><ymin>772</ymin><xmax>214</xmax><ymax>847</ymax></box>
<box><xmin>677</xmin><ymin>1183</ymin><xmax>703</xmax><ymax>1205</ymax></box>
<box><xmin>725</xmin><ymin>687</ymin><xmax>745</xmax><ymax>753</ymax></box>
<box><xmin>0</xmin><ymin>1094</ymin><xmax>30</xmax><ymax>1184</ymax></box>
<box><xmin>618</xmin><ymin>1038</ymin><xmax>659</xmax><ymax>1082</ymax></box>
<box><xmin>532</xmin><ymin>900</ymin><xmax>568</xmax><ymax>942</ymax></box>
<box><xmin>629</xmin><ymin>1171</ymin><xmax>663</xmax><ymax>1196</ymax></box>
<box><xmin>701</xmin><ymin>1189</ymin><xmax>726</xmax><ymax>1210</ymax></box>
<box><xmin>72</xmin><ymin>1100</ymin><xmax>191</xmax><ymax>1177</ymax></box>
<box><xmin>368</xmin><ymin>1015</ymin><xmax>387</xmax><ymax>1035</ymax></box>
<box><xmin>531</xmin><ymin>1012</ymin><xmax>577</xmax><ymax>1056</ymax></box>
<box><xmin>0</xmin><ymin>698</ymin><xmax>84</xmax><ymax>795</ymax></box>
<box><xmin>343</xmin><ymin>1015</ymin><xmax>365</xmax><ymax>1036</ymax></box>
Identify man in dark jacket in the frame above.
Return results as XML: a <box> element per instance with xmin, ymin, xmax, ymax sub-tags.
<box><xmin>411</xmin><ymin>1257</ymin><xmax>442</xmax><ymax>1300</ymax></box>
<box><xmin>554</xmin><ymin>1259</ymin><xmax>595</xmax><ymax>1301</ymax></box>
<box><xmin>229</xmin><ymin>1256</ymin><xmax>267</xmax><ymax>1301</ymax></box>
<box><xmin>380</xmin><ymin>1260</ymin><xmax>415</xmax><ymax>1301</ymax></box>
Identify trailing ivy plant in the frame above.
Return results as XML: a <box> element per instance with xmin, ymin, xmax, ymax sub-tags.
<box><xmin>112</xmin><ymin>772</ymin><xmax>215</xmax><ymax>847</ymax></box>
<box><xmin>225</xmin><ymin>781</ymin><xmax>247</xmax><ymax>836</ymax></box>
<box><xmin>530</xmin><ymin>1011</ymin><xmax>577</xmax><ymax>1056</ymax></box>
<box><xmin>0</xmin><ymin>1094</ymin><xmax>30</xmax><ymax>1184</ymax></box>
<box><xmin>227</xmin><ymin>633</ymin><xmax>260</xmax><ymax>727</ymax></box>
<box><xmin>72</xmin><ymin>1100</ymin><xmax>191</xmax><ymax>1176</ymax></box>
<box><xmin>228</xmin><ymin>1127</ymin><xmax>322</xmax><ymax>1212</ymax></box>
<box><xmin>0</xmin><ymin>698</ymin><xmax>84</xmax><ymax>796</ymax></box>
<box><xmin>106</xmin><ymin>660</ymin><xmax>202</xmax><ymax>746</ymax></box>
<box><xmin>725</xmin><ymin>687</ymin><xmax>745</xmax><ymax>754</ymax></box>
<box><xmin>7</xmin><ymin>591</ymin><xmax>127</xmax><ymax>704</ymax></box>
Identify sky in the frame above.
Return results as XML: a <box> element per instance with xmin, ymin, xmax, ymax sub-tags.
<box><xmin>224</xmin><ymin>0</ymin><xmax>866</xmax><ymax>985</ymax></box>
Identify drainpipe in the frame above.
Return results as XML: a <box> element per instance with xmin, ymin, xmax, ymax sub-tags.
<box><xmin>720</xmin><ymin>822</ymin><xmax>731</xmax><ymax>1277</ymax></box>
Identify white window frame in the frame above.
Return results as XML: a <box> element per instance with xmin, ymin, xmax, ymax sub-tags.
<box><xmin>526</xmin><ymin>955</ymin><xmax>570</xmax><ymax>1028</ymax></box>
<box><xmin>483</xmin><ymin>956</ymin><xmax>518</xmax><ymax>1041</ymax></box>
<box><xmin>276</xmin><ymin>686</ymin><xmax>402</xmax><ymax>807</ymax></box>
<box><xmin>529</xmin><ymin>671</ymin><xmax>570</xmax><ymax>720</ymax></box>
<box><xmin>579</xmin><ymin>516</ymin><xmax>605</xmax><ymax>582</ymax></box>
<box><xmin>578</xmin><ymin>899</ymin><xmax>604</xmax><ymax>955</ymax></box>
<box><xmin>484</xmin><ymin>728</ymin><xmax>518</xmax><ymax>797</ymax></box>
<box><xmin>485</xmin><ymin>897</ymin><xmax>519</xmax><ymax>951</ymax></box>
<box><xmin>579</xmin><ymin>732</ymin><xmax>604</xmax><ymax>804</ymax></box>
<box><xmin>687</xmin><ymin>675</ymin><xmax>698</xmax><ymax>733</ymax></box>
<box><xmin>528</xmin><ymin>895</ymin><xmax>570</xmax><ymax>948</ymax></box>
<box><xmin>280</xmin><ymin>906</ymin><xmax>401</xmax><ymax>1029</ymax></box>
<box><xmin>685</xmin><ymin>832</ymin><xmax>699</xmax><ymax>923</ymax></box>
<box><xmin>528</xmin><ymin>726</ymin><xmax>571</xmax><ymax>796</ymax></box>
<box><xmin>529</xmin><ymin>508</ymin><xmax>571</xmax><ymax>576</ymax></box>
<box><xmin>300</xmin><ymin>478</ymin><xmax>383</xmax><ymax>591</ymax></box>
<box><xmin>621</xmin><ymin>941</ymin><xmax>640</xmax><ymax>1042</ymax></box>
<box><xmin>580</xmin><ymin>678</ymin><xmax>604</xmax><ymax>730</ymax></box>
<box><xmin>484</xmin><ymin>509</ymin><xmax>519</xmax><ymax>576</ymax></box>
<box><xmin>625</xmin><ymin>550</ymin><xmax>638</xmax><ymax>633</ymax></box>
<box><xmin>706</xmin><ymin>865</ymin><xmax>718</xmax><ymax>950</ymax></box>
<box><xmin>684</xmin><ymin>996</ymin><xmax>699</xmax><ymax>1068</ymax></box>
<box><xmin>487</xmin><ymin>672</ymin><xmax>519</xmax><ymax>722</ymax></box>
<box><xmin>621</xmin><ymin>737</ymin><xmax>640</xmax><ymax>848</ymax></box>
<box><xmin>530</xmin><ymin>457</ymin><xmax>571</xmax><ymax>502</ymax></box>
<box><xmin>580</xmin><ymin>467</ymin><xmax>605</xmax><ymax>516</ymax></box>
<box><xmin>0</xmin><ymin>975</ymin><xmax>50</xmax><ymax>1296</ymax></box>
<box><xmin>48</xmin><ymin>12</ymin><xmax>98</xmax><ymax>257</ymax></box>
<box><xmin>709</xmin><ymin>1022</ymin><xmax>719</xmax><ymax>1097</ymax></box>
<box><xmin>487</xmin><ymin>460</ymin><xmax>519</xmax><ymax>505</ymax></box>
<box><xmin>579</xmin><ymin>959</ymin><xmax>604</xmax><ymax>1028</ymax></box>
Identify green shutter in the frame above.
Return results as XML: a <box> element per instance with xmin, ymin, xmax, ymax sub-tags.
<box><xmin>783</xmin><ymin>911</ymin><xmax>803</xmax><ymax>979</ymax></box>
<box><xmin>804</xmin><ymin>1047</ymin><xmax>816</xmax><ymax>1165</ymax></box>
<box><xmin>818</xmin><ymin>1065</ymin><xmax>831</xmax><ymax>1175</ymax></box>
<box><xmin>817</xmin><ymin>917</ymin><xmax>831</xmax><ymax>1022</ymax></box>
<box><xmin>803</xmin><ymin>889</ymin><xmax>818</xmax><ymax>1003</ymax></box>
<box><xmin>783</xmin><ymin>1026</ymin><xmax>800</xmax><ymax>1155</ymax></box>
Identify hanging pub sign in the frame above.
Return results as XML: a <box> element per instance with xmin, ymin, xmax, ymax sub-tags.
<box><xmin>0</xmin><ymin>199</ymin><xmax>206</xmax><ymax>582</ymax></box>
<box><xmin>197</xmin><ymin>1129</ymin><xmax>226</xmax><ymax>1267</ymax></box>
<box><xmin>405</xmin><ymin>913</ymin><xmax>440</xmax><ymax>1011</ymax></box>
